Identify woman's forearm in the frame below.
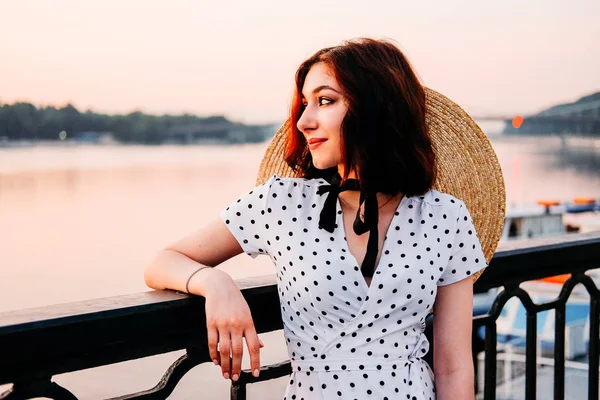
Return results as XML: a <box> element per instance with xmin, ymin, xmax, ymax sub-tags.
<box><xmin>434</xmin><ymin>367</ymin><xmax>475</xmax><ymax>400</ymax></box>
<box><xmin>144</xmin><ymin>249</ymin><xmax>226</xmax><ymax>296</ymax></box>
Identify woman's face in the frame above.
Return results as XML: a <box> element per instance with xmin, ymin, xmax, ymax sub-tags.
<box><xmin>297</xmin><ymin>62</ymin><xmax>348</xmax><ymax>171</ymax></box>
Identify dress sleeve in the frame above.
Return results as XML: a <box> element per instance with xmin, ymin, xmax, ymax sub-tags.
<box><xmin>437</xmin><ymin>201</ymin><xmax>488</xmax><ymax>286</ymax></box>
<box><xmin>220</xmin><ymin>175</ymin><xmax>276</xmax><ymax>258</ymax></box>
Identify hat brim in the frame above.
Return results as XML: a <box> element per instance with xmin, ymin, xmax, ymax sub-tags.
<box><xmin>256</xmin><ymin>87</ymin><xmax>506</xmax><ymax>283</ymax></box>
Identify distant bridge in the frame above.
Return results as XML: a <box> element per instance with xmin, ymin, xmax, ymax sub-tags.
<box><xmin>472</xmin><ymin>115</ymin><xmax>600</xmax><ymax>123</ymax></box>
<box><xmin>471</xmin><ymin>110</ymin><xmax>600</xmax><ymax>137</ymax></box>
<box><xmin>470</xmin><ymin>98</ymin><xmax>600</xmax><ymax>135</ymax></box>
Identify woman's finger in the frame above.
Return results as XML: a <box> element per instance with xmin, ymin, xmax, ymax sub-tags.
<box><xmin>230</xmin><ymin>331</ymin><xmax>244</xmax><ymax>381</ymax></box>
<box><xmin>207</xmin><ymin>324</ymin><xmax>220</xmax><ymax>366</ymax></box>
<box><xmin>218</xmin><ymin>330</ymin><xmax>231</xmax><ymax>378</ymax></box>
<box><xmin>244</xmin><ymin>327</ymin><xmax>262</xmax><ymax>378</ymax></box>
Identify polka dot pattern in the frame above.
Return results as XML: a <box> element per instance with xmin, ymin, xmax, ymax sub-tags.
<box><xmin>221</xmin><ymin>176</ymin><xmax>274</xmax><ymax>258</ymax></box>
<box><xmin>221</xmin><ymin>174</ymin><xmax>487</xmax><ymax>399</ymax></box>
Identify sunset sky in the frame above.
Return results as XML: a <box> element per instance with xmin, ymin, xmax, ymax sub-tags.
<box><xmin>1</xmin><ymin>0</ymin><xmax>599</xmax><ymax>124</ymax></box>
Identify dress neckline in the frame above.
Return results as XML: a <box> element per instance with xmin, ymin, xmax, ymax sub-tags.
<box><xmin>335</xmin><ymin>193</ymin><xmax>408</xmax><ymax>290</ymax></box>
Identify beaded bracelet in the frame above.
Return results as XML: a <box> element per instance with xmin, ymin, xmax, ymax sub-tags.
<box><xmin>185</xmin><ymin>265</ymin><xmax>210</xmax><ymax>294</ymax></box>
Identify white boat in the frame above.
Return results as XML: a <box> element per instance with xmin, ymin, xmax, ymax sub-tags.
<box><xmin>502</xmin><ymin>198</ymin><xmax>600</xmax><ymax>240</ymax></box>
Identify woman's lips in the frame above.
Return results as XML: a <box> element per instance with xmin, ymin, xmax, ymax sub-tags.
<box><xmin>308</xmin><ymin>138</ymin><xmax>327</xmax><ymax>150</ymax></box>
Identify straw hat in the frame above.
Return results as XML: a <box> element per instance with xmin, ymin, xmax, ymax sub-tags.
<box><xmin>255</xmin><ymin>87</ymin><xmax>505</xmax><ymax>282</ymax></box>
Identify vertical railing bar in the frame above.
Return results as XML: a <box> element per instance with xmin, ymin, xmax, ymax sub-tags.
<box><xmin>484</xmin><ymin>320</ymin><xmax>497</xmax><ymax>400</ymax></box>
<box><xmin>525</xmin><ymin>310</ymin><xmax>537</xmax><ymax>400</ymax></box>
<box><xmin>588</xmin><ymin>296</ymin><xmax>599</xmax><ymax>400</ymax></box>
<box><xmin>230</xmin><ymin>381</ymin><xmax>246</xmax><ymax>400</ymax></box>
<box><xmin>553</xmin><ymin>302</ymin><xmax>566</xmax><ymax>400</ymax></box>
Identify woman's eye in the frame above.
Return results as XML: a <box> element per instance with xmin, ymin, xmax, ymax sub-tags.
<box><xmin>302</xmin><ymin>98</ymin><xmax>332</xmax><ymax>108</ymax></box>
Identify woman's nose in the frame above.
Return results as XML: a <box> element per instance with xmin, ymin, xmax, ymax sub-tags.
<box><xmin>297</xmin><ymin>106</ymin><xmax>317</xmax><ymax>133</ymax></box>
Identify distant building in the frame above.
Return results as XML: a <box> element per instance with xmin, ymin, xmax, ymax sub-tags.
<box><xmin>73</xmin><ymin>131</ymin><xmax>117</xmax><ymax>145</ymax></box>
<box><xmin>164</xmin><ymin>122</ymin><xmax>276</xmax><ymax>144</ymax></box>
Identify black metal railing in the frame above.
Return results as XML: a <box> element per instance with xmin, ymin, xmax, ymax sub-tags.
<box><xmin>1</xmin><ymin>231</ymin><xmax>599</xmax><ymax>400</ymax></box>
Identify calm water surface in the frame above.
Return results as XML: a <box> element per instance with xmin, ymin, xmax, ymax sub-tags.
<box><xmin>2</xmin><ymin>135</ymin><xmax>600</xmax><ymax>312</ymax></box>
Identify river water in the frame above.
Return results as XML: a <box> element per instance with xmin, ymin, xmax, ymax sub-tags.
<box><xmin>1</xmin><ymin>134</ymin><xmax>599</xmax><ymax>398</ymax></box>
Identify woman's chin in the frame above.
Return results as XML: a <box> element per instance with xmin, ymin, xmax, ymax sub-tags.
<box><xmin>312</xmin><ymin>159</ymin><xmax>334</xmax><ymax>170</ymax></box>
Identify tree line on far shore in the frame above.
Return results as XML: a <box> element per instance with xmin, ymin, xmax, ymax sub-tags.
<box><xmin>0</xmin><ymin>101</ymin><xmax>256</xmax><ymax>144</ymax></box>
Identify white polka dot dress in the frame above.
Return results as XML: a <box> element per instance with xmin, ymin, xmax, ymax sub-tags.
<box><xmin>221</xmin><ymin>175</ymin><xmax>487</xmax><ymax>400</ymax></box>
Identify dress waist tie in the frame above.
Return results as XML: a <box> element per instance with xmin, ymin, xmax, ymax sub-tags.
<box><xmin>290</xmin><ymin>356</ymin><xmax>419</xmax><ymax>373</ymax></box>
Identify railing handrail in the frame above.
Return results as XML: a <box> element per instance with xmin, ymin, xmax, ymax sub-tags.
<box><xmin>1</xmin><ymin>231</ymin><xmax>599</xmax><ymax>394</ymax></box>
<box><xmin>3</xmin><ymin>231</ymin><xmax>599</xmax><ymax>330</ymax></box>
<box><xmin>474</xmin><ymin>230</ymin><xmax>600</xmax><ymax>292</ymax></box>
<box><xmin>0</xmin><ymin>275</ymin><xmax>278</xmax><ymax>333</ymax></box>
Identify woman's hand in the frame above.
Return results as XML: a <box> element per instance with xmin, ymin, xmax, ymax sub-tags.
<box><xmin>203</xmin><ymin>269</ymin><xmax>264</xmax><ymax>381</ymax></box>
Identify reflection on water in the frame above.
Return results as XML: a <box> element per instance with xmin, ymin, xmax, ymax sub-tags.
<box><xmin>545</xmin><ymin>136</ymin><xmax>600</xmax><ymax>178</ymax></box>
<box><xmin>0</xmin><ymin>144</ymin><xmax>277</xmax><ymax>312</ymax></box>
<box><xmin>1</xmin><ymin>136</ymin><xmax>600</xmax><ymax>312</ymax></box>
<box><xmin>492</xmin><ymin>135</ymin><xmax>600</xmax><ymax>206</ymax></box>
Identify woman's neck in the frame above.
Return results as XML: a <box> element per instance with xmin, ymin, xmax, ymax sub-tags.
<box><xmin>339</xmin><ymin>191</ymin><xmax>401</xmax><ymax>213</ymax></box>
<box><xmin>335</xmin><ymin>165</ymin><xmax>403</xmax><ymax>213</ymax></box>
<box><xmin>337</xmin><ymin>165</ymin><xmax>357</xmax><ymax>180</ymax></box>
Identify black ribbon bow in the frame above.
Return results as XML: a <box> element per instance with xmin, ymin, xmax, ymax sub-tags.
<box><xmin>317</xmin><ymin>174</ymin><xmax>380</xmax><ymax>278</ymax></box>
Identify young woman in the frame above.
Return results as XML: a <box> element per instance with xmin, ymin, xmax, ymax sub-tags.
<box><xmin>145</xmin><ymin>38</ymin><xmax>504</xmax><ymax>400</ymax></box>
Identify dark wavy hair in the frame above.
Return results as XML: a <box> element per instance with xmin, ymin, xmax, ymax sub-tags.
<box><xmin>284</xmin><ymin>38</ymin><xmax>436</xmax><ymax>197</ymax></box>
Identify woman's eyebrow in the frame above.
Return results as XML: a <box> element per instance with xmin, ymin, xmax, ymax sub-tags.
<box><xmin>302</xmin><ymin>85</ymin><xmax>340</xmax><ymax>98</ymax></box>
